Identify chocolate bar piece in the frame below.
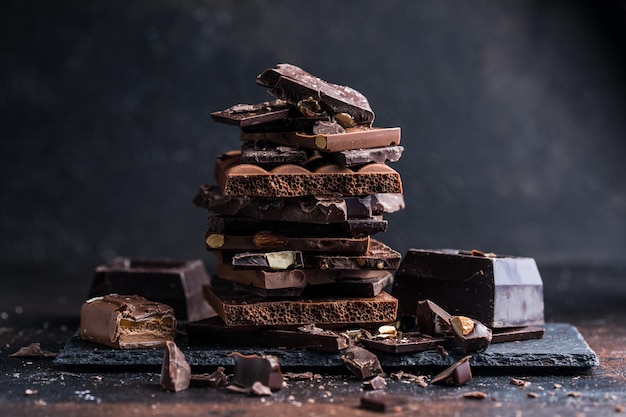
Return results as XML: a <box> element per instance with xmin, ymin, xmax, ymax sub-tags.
<box><xmin>160</xmin><ymin>341</ymin><xmax>191</xmax><ymax>392</ymax></box>
<box><xmin>326</xmin><ymin>145</ymin><xmax>404</xmax><ymax>167</ymax></box>
<box><xmin>186</xmin><ymin>318</ymin><xmax>349</xmax><ymax>352</ymax></box>
<box><xmin>301</xmin><ymin>239</ymin><xmax>401</xmax><ymax>271</ymax></box>
<box><xmin>204</xmin><ymin>286</ymin><xmax>398</xmax><ymax>327</ymax></box>
<box><xmin>240</xmin><ymin>127</ymin><xmax>401</xmax><ymax>153</ymax></box>
<box><xmin>360</xmin><ymin>392</ymin><xmax>417</xmax><ymax>413</ymax></box>
<box><xmin>190</xmin><ymin>367</ymin><xmax>228</xmax><ymax>388</ymax></box>
<box><xmin>360</xmin><ymin>332</ymin><xmax>450</xmax><ymax>354</ymax></box>
<box><xmin>430</xmin><ymin>355</ymin><xmax>472</xmax><ymax>386</ymax></box>
<box><xmin>362</xmin><ymin>375</ymin><xmax>387</xmax><ymax>391</ymax></box>
<box><xmin>207</xmin><ymin>215</ymin><xmax>387</xmax><ymax>237</ymax></box>
<box><xmin>341</xmin><ymin>346</ymin><xmax>383</xmax><ymax>380</ymax></box>
<box><xmin>205</xmin><ymin>230</ymin><xmax>370</xmax><ymax>254</ymax></box>
<box><xmin>80</xmin><ymin>294</ymin><xmax>176</xmax><ymax>349</ymax></box>
<box><xmin>416</xmin><ymin>300</ymin><xmax>452</xmax><ymax>336</ymax></box>
<box><xmin>210</xmin><ymin>100</ymin><xmax>290</xmax><ymax>128</ymax></box>
<box><xmin>491</xmin><ymin>326</ymin><xmax>545</xmax><ymax>343</ymax></box>
<box><xmin>88</xmin><ymin>258</ymin><xmax>214</xmax><ymax>322</ymax></box>
<box><xmin>229</xmin><ymin>352</ymin><xmax>284</xmax><ymax>391</ymax></box>
<box><xmin>392</xmin><ymin>249</ymin><xmax>544</xmax><ymax>328</ymax></box>
<box><xmin>450</xmin><ymin>316</ymin><xmax>493</xmax><ymax>353</ymax></box>
<box><xmin>241</xmin><ymin>115</ymin><xmax>330</xmax><ymax>133</ymax></box>
<box><xmin>240</xmin><ymin>141</ymin><xmax>310</xmax><ymax>166</ymax></box>
<box><xmin>215</xmin><ymin>151</ymin><xmax>403</xmax><ymax>197</ymax></box>
<box><xmin>257</xmin><ymin>63</ymin><xmax>374</xmax><ymax>126</ymax></box>
<box><xmin>229</xmin><ymin>250</ymin><xmax>304</xmax><ymax>270</ymax></box>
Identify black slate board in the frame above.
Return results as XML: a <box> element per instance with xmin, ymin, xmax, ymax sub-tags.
<box><xmin>54</xmin><ymin>323</ymin><xmax>598</xmax><ymax>374</ymax></box>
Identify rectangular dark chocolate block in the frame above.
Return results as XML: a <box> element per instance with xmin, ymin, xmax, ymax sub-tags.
<box><xmin>215</xmin><ymin>151</ymin><xmax>403</xmax><ymax>197</ymax></box>
<box><xmin>240</xmin><ymin>115</ymin><xmax>330</xmax><ymax>133</ymax></box>
<box><xmin>88</xmin><ymin>258</ymin><xmax>214</xmax><ymax>322</ymax></box>
<box><xmin>392</xmin><ymin>249</ymin><xmax>544</xmax><ymax>328</ymax></box>
<box><xmin>301</xmin><ymin>239</ymin><xmax>401</xmax><ymax>271</ymax></box>
<box><xmin>204</xmin><ymin>286</ymin><xmax>398</xmax><ymax>327</ymax></box>
<box><xmin>325</xmin><ymin>145</ymin><xmax>404</xmax><ymax>166</ymax></box>
<box><xmin>239</xmin><ymin>142</ymin><xmax>310</xmax><ymax>166</ymax></box>
<box><xmin>240</xmin><ymin>126</ymin><xmax>401</xmax><ymax>153</ymax></box>
<box><xmin>210</xmin><ymin>100</ymin><xmax>290</xmax><ymax>128</ymax></box>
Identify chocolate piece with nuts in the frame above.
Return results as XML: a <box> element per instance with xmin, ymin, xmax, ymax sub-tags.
<box><xmin>450</xmin><ymin>316</ymin><xmax>493</xmax><ymax>353</ymax></box>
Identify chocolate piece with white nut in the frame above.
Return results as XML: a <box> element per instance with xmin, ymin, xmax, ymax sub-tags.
<box><xmin>451</xmin><ymin>316</ymin><xmax>493</xmax><ymax>353</ymax></box>
<box><xmin>256</xmin><ymin>63</ymin><xmax>374</xmax><ymax>126</ymax></box>
<box><xmin>210</xmin><ymin>100</ymin><xmax>290</xmax><ymax>128</ymax></box>
<box><xmin>80</xmin><ymin>295</ymin><xmax>176</xmax><ymax>349</ymax></box>
<box><xmin>342</xmin><ymin>346</ymin><xmax>384</xmax><ymax>380</ymax></box>
<box><xmin>302</xmin><ymin>239</ymin><xmax>401</xmax><ymax>271</ymax></box>
<box><xmin>430</xmin><ymin>355</ymin><xmax>473</xmax><ymax>386</ymax></box>
<box><xmin>326</xmin><ymin>145</ymin><xmax>404</xmax><ymax>167</ymax></box>
<box><xmin>160</xmin><ymin>341</ymin><xmax>191</xmax><ymax>392</ymax></box>
<box><xmin>229</xmin><ymin>352</ymin><xmax>283</xmax><ymax>391</ymax></box>
<box><xmin>416</xmin><ymin>299</ymin><xmax>452</xmax><ymax>336</ymax></box>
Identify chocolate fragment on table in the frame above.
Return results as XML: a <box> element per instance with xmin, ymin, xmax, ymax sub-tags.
<box><xmin>160</xmin><ymin>341</ymin><xmax>191</xmax><ymax>392</ymax></box>
<box><xmin>239</xmin><ymin>141</ymin><xmax>310</xmax><ymax>166</ymax></box>
<box><xmin>416</xmin><ymin>299</ymin><xmax>452</xmax><ymax>336</ymax></box>
<box><xmin>256</xmin><ymin>63</ymin><xmax>375</xmax><ymax>126</ymax></box>
<box><xmin>88</xmin><ymin>258</ymin><xmax>214</xmax><ymax>322</ymax></box>
<box><xmin>360</xmin><ymin>332</ymin><xmax>450</xmax><ymax>354</ymax></box>
<box><xmin>363</xmin><ymin>375</ymin><xmax>388</xmax><ymax>391</ymax></box>
<box><xmin>360</xmin><ymin>391</ymin><xmax>417</xmax><ymax>413</ymax></box>
<box><xmin>450</xmin><ymin>316</ymin><xmax>493</xmax><ymax>353</ymax></box>
<box><xmin>392</xmin><ymin>249</ymin><xmax>544</xmax><ymax>328</ymax></box>
<box><xmin>301</xmin><ymin>239</ymin><xmax>401</xmax><ymax>271</ymax></box>
<box><xmin>228</xmin><ymin>352</ymin><xmax>283</xmax><ymax>391</ymax></box>
<box><xmin>190</xmin><ymin>366</ymin><xmax>229</xmax><ymax>388</ymax></box>
<box><xmin>9</xmin><ymin>342</ymin><xmax>58</xmax><ymax>358</ymax></box>
<box><xmin>210</xmin><ymin>100</ymin><xmax>290</xmax><ymax>128</ymax></box>
<box><xmin>326</xmin><ymin>145</ymin><xmax>404</xmax><ymax>167</ymax></box>
<box><xmin>80</xmin><ymin>294</ymin><xmax>176</xmax><ymax>349</ymax></box>
<box><xmin>341</xmin><ymin>346</ymin><xmax>384</xmax><ymax>380</ymax></box>
<box><xmin>430</xmin><ymin>355</ymin><xmax>473</xmax><ymax>386</ymax></box>
<box><xmin>229</xmin><ymin>250</ymin><xmax>304</xmax><ymax>270</ymax></box>
<box><xmin>215</xmin><ymin>151</ymin><xmax>403</xmax><ymax>197</ymax></box>
<box><xmin>204</xmin><ymin>286</ymin><xmax>398</xmax><ymax>327</ymax></box>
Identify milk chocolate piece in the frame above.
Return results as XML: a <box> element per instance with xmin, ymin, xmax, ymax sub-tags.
<box><xmin>450</xmin><ymin>316</ymin><xmax>493</xmax><ymax>353</ymax></box>
<box><xmin>360</xmin><ymin>392</ymin><xmax>417</xmax><ymax>413</ymax></box>
<box><xmin>341</xmin><ymin>346</ymin><xmax>384</xmax><ymax>380</ymax></box>
<box><xmin>210</xmin><ymin>100</ymin><xmax>290</xmax><ymax>128</ymax></box>
<box><xmin>392</xmin><ymin>249</ymin><xmax>545</xmax><ymax>328</ymax></box>
<box><xmin>229</xmin><ymin>352</ymin><xmax>283</xmax><ymax>390</ymax></box>
<box><xmin>80</xmin><ymin>295</ymin><xmax>176</xmax><ymax>349</ymax></box>
<box><xmin>230</xmin><ymin>250</ymin><xmax>305</xmax><ymax>270</ymax></box>
<box><xmin>430</xmin><ymin>355</ymin><xmax>472</xmax><ymax>386</ymax></box>
<box><xmin>240</xmin><ymin>127</ymin><xmax>401</xmax><ymax>153</ymax></box>
<box><xmin>257</xmin><ymin>63</ymin><xmax>374</xmax><ymax>126</ymax></box>
<box><xmin>240</xmin><ymin>141</ymin><xmax>310</xmax><ymax>166</ymax></box>
<box><xmin>327</xmin><ymin>145</ymin><xmax>404</xmax><ymax>167</ymax></box>
<box><xmin>216</xmin><ymin>151</ymin><xmax>402</xmax><ymax>197</ymax></box>
<box><xmin>302</xmin><ymin>239</ymin><xmax>401</xmax><ymax>271</ymax></box>
<box><xmin>88</xmin><ymin>258</ymin><xmax>213</xmax><ymax>322</ymax></box>
<box><xmin>360</xmin><ymin>332</ymin><xmax>450</xmax><ymax>354</ymax></box>
<box><xmin>416</xmin><ymin>300</ymin><xmax>452</xmax><ymax>336</ymax></box>
<box><xmin>186</xmin><ymin>318</ymin><xmax>349</xmax><ymax>352</ymax></box>
<box><xmin>204</xmin><ymin>286</ymin><xmax>398</xmax><ymax>327</ymax></box>
<box><xmin>204</xmin><ymin>230</ymin><xmax>370</xmax><ymax>254</ymax></box>
<box><xmin>313</xmin><ymin>120</ymin><xmax>345</xmax><ymax>135</ymax></box>
<box><xmin>160</xmin><ymin>341</ymin><xmax>191</xmax><ymax>392</ymax></box>
<box><xmin>194</xmin><ymin>185</ymin><xmax>349</xmax><ymax>224</ymax></box>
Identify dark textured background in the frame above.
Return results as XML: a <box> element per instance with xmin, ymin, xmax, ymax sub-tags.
<box><xmin>2</xmin><ymin>0</ymin><xmax>626</xmax><ymax>280</ymax></box>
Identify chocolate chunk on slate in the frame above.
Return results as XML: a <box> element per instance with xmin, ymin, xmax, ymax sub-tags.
<box><xmin>257</xmin><ymin>63</ymin><xmax>374</xmax><ymax>126</ymax></box>
<box><xmin>240</xmin><ymin>126</ymin><xmax>400</xmax><ymax>153</ymax></box>
<box><xmin>80</xmin><ymin>295</ymin><xmax>176</xmax><ymax>349</ymax></box>
<box><xmin>9</xmin><ymin>343</ymin><xmax>58</xmax><ymax>358</ymax></box>
<box><xmin>210</xmin><ymin>100</ymin><xmax>290</xmax><ymax>128</ymax></box>
<box><xmin>186</xmin><ymin>318</ymin><xmax>349</xmax><ymax>352</ymax></box>
<box><xmin>302</xmin><ymin>239</ymin><xmax>401</xmax><ymax>271</ymax></box>
<box><xmin>240</xmin><ymin>141</ymin><xmax>310</xmax><ymax>166</ymax></box>
<box><xmin>160</xmin><ymin>341</ymin><xmax>191</xmax><ymax>392</ymax></box>
<box><xmin>207</xmin><ymin>215</ymin><xmax>387</xmax><ymax>237</ymax></box>
<box><xmin>360</xmin><ymin>332</ymin><xmax>450</xmax><ymax>354</ymax></box>
<box><xmin>215</xmin><ymin>151</ymin><xmax>403</xmax><ymax>197</ymax></box>
<box><xmin>204</xmin><ymin>286</ymin><xmax>398</xmax><ymax>327</ymax></box>
<box><xmin>229</xmin><ymin>352</ymin><xmax>283</xmax><ymax>390</ymax></box>
<box><xmin>88</xmin><ymin>258</ymin><xmax>214</xmax><ymax>322</ymax></box>
<box><xmin>326</xmin><ymin>145</ymin><xmax>404</xmax><ymax>167</ymax></box>
<box><xmin>492</xmin><ymin>326</ymin><xmax>545</xmax><ymax>343</ymax></box>
<box><xmin>229</xmin><ymin>250</ymin><xmax>304</xmax><ymax>270</ymax></box>
<box><xmin>363</xmin><ymin>375</ymin><xmax>388</xmax><ymax>391</ymax></box>
<box><xmin>416</xmin><ymin>299</ymin><xmax>452</xmax><ymax>336</ymax></box>
<box><xmin>341</xmin><ymin>346</ymin><xmax>384</xmax><ymax>380</ymax></box>
<box><xmin>204</xmin><ymin>230</ymin><xmax>370</xmax><ymax>254</ymax></box>
<box><xmin>450</xmin><ymin>316</ymin><xmax>493</xmax><ymax>353</ymax></box>
<box><xmin>360</xmin><ymin>392</ymin><xmax>417</xmax><ymax>413</ymax></box>
<box><xmin>430</xmin><ymin>355</ymin><xmax>473</xmax><ymax>386</ymax></box>
<box><xmin>194</xmin><ymin>185</ymin><xmax>349</xmax><ymax>224</ymax></box>
<box><xmin>190</xmin><ymin>366</ymin><xmax>228</xmax><ymax>388</ymax></box>
<box><xmin>392</xmin><ymin>249</ymin><xmax>544</xmax><ymax>328</ymax></box>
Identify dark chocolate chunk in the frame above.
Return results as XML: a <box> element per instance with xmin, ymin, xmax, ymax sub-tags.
<box><xmin>256</xmin><ymin>63</ymin><xmax>374</xmax><ymax>126</ymax></box>
<box><xmin>360</xmin><ymin>392</ymin><xmax>417</xmax><ymax>413</ymax></box>
<box><xmin>240</xmin><ymin>141</ymin><xmax>310</xmax><ymax>166</ymax></box>
<box><xmin>362</xmin><ymin>375</ymin><xmax>387</xmax><ymax>391</ymax></box>
<box><xmin>430</xmin><ymin>355</ymin><xmax>473</xmax><ymax>386</ymax></box>
<box><xmin>341</xmin><ymin>346</ymin><xmax>384</xmax><ymax>380</ymax></box>
<box><xmin>160</xmin><ymin>341</ymin><xmax>191</xmax><ymax>392</ymax></box>
<box><xmin>344</xmin><ymin>194</ymin><xmax>405</xmax><ymax>217</ymax></box>
<box><xmin>392</xmin><ymin>249</ymin><xmax>544</xmax><ymax>328</ymax></box>
<box><xmin>416</xmin><ymin>299</ymin><xmax>452</xmax><ymax>336</ymax></box>
<box><xmin>9</xmin><ymin>343</ymin><xmax>58</xmax><ymax>358</ymax></box>
<box><xmin>360</xmin><ymin>332</ymin><xmax>450</xmax><ymax>354</ymax></box>
<box><xmin>491</xmin><ymin>326</ymin><xmax>545</xmax><ymax>343</ymax></box>
<box><xmin>190</xmin><ymin>366</ymin><xmax>229</xmax><ymax>388</ymax></box>
<box><xmin>210</xmin><ymin>100</ymin><xmax>290</xmax><ymax>128</ymax></box>
<box><xmin>228</xmin><ymin>352</ymin><xmax>283</xmax><ymax>391</ymax></box>
<box><xmin>326</xmin><ymin>145</ymin><xmax>404</xmax><ymax>167</ymax></box>
<box><xmin>241</xmin><ymin>115</ymin><xmax>330</xmax><ymax>133</ymax></box>
<box><xmin>88</xmin><ymin>258</ymin><xmax>214</xmax><ymax>322</ymax></box>
<box><xmin>229</xmin><ymin>250</ymin><xmax>305</xmax><ymax>270</ymax></box>
<box><xmin>301</xmin><ymin>239</ymin><xmax>401</xmax><ymax>271</ymax></box>
<box><xmin>303</xmin><ymin>272</ymin><xmax>393</xmax><ymax>298</ymax></box>
<box><xmin>313</xmin><ymin>120</ymin><xmax>345</xmax><ymax>135</ymax></box>
<box><xmin>450</xmin><ymin>316</ymin><xmax>493</xmax><ymax>353</ymax></box>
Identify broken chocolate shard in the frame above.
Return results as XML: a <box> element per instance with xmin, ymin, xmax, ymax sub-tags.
<box><xmin>210</xmin><ymin>100</ymin><xmax>290</xmax><ymax>128</ymax></box>
<box><xmin>326</xmin><ymin>145</ymin><xmax>404</xmax><ymax>167</ymax></box>
<box><xmin>229</xmin><ymin>250</ymin><xmax>305</xmax><ymax>270</ymax></box>
<box><xmin>303</xmin><ymin>272</ymin><xmax>394</xmax><ymax>298</ymax></box>
<box><xmin>416</xmin><ymin>299</ymin><xmax>452</xmax><ymax>336</ymax></box>
<box><xmin>450</xmin><ymin>316</ymin><xmax>493</xmax><ymax>353</ymax></box>
<box><xmin>363</xmin><ymin>375</ymin><xmax>387</xmax><ymax>391</ymax></box>
<box><xmin>240</xmin><ymin>126</ymin><xmax>401</xmax><ymax>153</ymax></box>
<box><xmin>301</xmin><ymin>239</ymin><xmax>401</xmax><ymax>271</ymax></box>
<box><xmin>215</xmin><ymin>151</ymin><xmax>403</xmax><ymax>197</ymax></box>
<box><xmin>360</xmin><ymin>332</ymin><xmax>450</xmax><ymax>354</ymax></box>
<box><xmin>241</xmin><ymin>114</ymin><xmax>330</xmax><ymax>133</ymax></box>
<box><xmin>88</xmin><ymin>258</ymin><xmax>214</xmax><ymax>322</ymax></box>
<box><xmin>257</xmin><ymin>63</ymin><xmax>374</xmax><ymax>126</ymax></box>
<box><xmin>430</xmin><ymin>355</ymin><xmax>473</xmax><ymax>386</ymax></box>
<box><xmin>160</xmin><ymin>341</ymin><xmax>191</xmax><ymax>392</ymax></box>
<box><xmin>190</xmin><ymin>366</ymin><xmax>228</xmax><ymax>388</ymax></box>
<box><xmin>204</xmin><ymin>286</ymin><xmax>398</xmax><ymax>327</ymax></box>
<box><xmin>239</xmin><ymin>141</ymin><xmax>310</xmax><ymax>166</ymax></box>
<box><xmin>360</xmin><ymin>392</ymin><xmax>417</xmax><ymax>413</ymax></box>
<box><xmin>344</xmin><ymin>194</ymin><xmax>405</xmax><ymax>217</ymax></box>
<box><xmin>229</xmin><ymin>352</ymin><xmax>283</xmax><ymax>391</ymax></box>
<box><xmin>313</xmin><ymin>120</ymin><xmax>345</xmax><ymax>135</ymax></box>
<box><xmin>341</xmin><ymin>346</ymin><xmax>384</xmax><ymax>380</ymax></box>
<box><xmin>491</xmin><ymin>326</ymin><xmax>545</xmax><ymax>343</ymax></box>
<box><xmin>9</xmin><ymin>343</ymin><xmax>58</xmax><ymax>358</ymax></box>
<box><xmin>80</xmin><ymin>295</ymin><xmax>176</xmax><ymax>349</ymax></box>
<box><xmin>392</xmin><ymin>249</ymin><xmax>544</xmax><ymax>328</ymax></box>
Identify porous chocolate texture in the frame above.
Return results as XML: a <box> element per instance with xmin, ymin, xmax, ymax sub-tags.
<box><xmin>392</xmin><ymin>249</ymin><xmax>544</xmax><ymax>328</ymax></box>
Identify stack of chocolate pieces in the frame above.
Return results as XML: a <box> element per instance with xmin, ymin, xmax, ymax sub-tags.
<box><xmin>194</xmin><ymin>64</ymin><xmax>404</xmax><ymax>333</ymax></box>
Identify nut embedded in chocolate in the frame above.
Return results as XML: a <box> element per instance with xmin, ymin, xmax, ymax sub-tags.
<box><xmin>450</xmin><ymin>316</ymin><xmax>493</xmax><ymax>353</ymax></box>
<box><xmin>160</xmin><ymin>341</ymin><xmax>191</xmax><ymax>392</ymax></box>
